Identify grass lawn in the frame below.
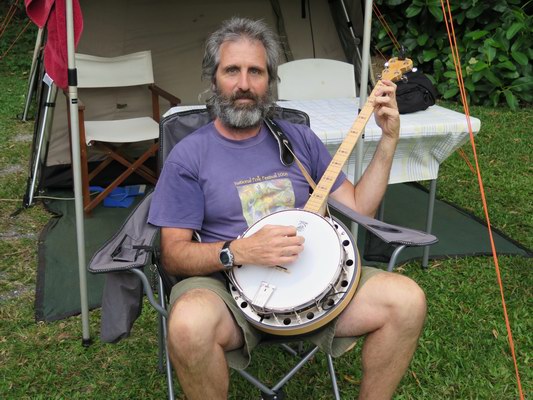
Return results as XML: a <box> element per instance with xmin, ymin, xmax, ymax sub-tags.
<box><xmin>1</xmin><ymin>11</ymin><xmax>531</xmax><ymax>400</ymax></box>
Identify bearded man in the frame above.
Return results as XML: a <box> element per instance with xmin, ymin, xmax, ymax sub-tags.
<box><xmin>148</xmin><ymin>17</ymin><xmax>426</xmax><ymax>400</ymax></box>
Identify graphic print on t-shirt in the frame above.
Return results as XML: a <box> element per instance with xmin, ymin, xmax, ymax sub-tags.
<box><xmin>235</xmin><ymin>171</ymin><xmax>295</xmax><ymax>226</ymax></box>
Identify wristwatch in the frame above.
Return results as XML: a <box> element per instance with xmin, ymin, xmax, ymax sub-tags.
<box><xmin>219</xmin><ymin>240</ymin><xmax>237</xmax><ymax>270</ymax></box>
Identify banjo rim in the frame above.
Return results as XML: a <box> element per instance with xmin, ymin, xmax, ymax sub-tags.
<box><xmin>228</xmin><ymin>211</ymin><xmax>362</xmax><ymax>336</ymax></box>
<box><xmin>239</xmin><ymin>252</ymin><xmax>361</xmax><ymax>336</ymax></box>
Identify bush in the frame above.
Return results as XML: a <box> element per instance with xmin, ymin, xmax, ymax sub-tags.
<box><xmin>372</xmin><ymin>0</ymin><xmax>533</xmax><ymax>110</ymax></box>
<box><xmin>0</xmin><ymin>3</ymin><xmax>37</xmax><ymax>73</ymax></box>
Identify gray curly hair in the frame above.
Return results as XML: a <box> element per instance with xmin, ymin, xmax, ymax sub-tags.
<box><xmin>202</xmin><ymin>17</ymin><xmax>281</xmax><ymax>88</ymax></box>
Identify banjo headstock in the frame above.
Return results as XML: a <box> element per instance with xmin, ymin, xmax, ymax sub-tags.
<box><xmin>380</xmin><ymin>57</ymin><xmax>413</xmax><ymax>82</ymax></box>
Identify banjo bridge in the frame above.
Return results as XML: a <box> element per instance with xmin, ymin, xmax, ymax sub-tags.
<box><xmin>252</xmin><ymin>281</ymin><xmax>276</xmax><ymax>309</ymax></box>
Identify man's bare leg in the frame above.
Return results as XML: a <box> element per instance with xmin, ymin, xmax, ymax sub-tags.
<box><xmin>335</xmin><ymin>272</ymin><xmax>427</xmax><ymax>400</ymax></box>
<box><xmin>167</xmin><ymin>289</ymin><xmax>244</xmax><ymax>400</ymax></box>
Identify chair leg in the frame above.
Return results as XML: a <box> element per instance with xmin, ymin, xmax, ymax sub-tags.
<box><xmin>157</xmin><ymin>274</ymin><xmax>176</xmax><ymax>400</ymax></box>
<box><xmin>68</xmin><ymin>102</ymin><xmax>91</xmax><ymax>212</ymax></box>
<box><xmin>99</xmin><ymin>142</ymin><xmax>158</xmax><ymax>183</ymax></box>
<box><xmin>388</xmin><ymin>244</ymin><xmax>407</xmax><ymax>272</ymax></box>
<box><xmin>271</xmin><ymin>346</ymin><xmax>320</xmax><ymax>392</ymax></box>
<box><xmin>130</xmin><ymin>268</ymin><xmax>175</xmax><ymax>400</ymax></box>
<box><xmin>236</xmin><ymin>346</ymin><xmax>320</xmax><ymax>398</ymax></box>
<box><xmin>156</xmin><ymin>278</ymin><xmax>166</xmax><ymax>374</ymax></box>
<box><xmin>84</xmin><ymin>144</ymin><xmax>158</xmax><ymax>213</ymax></box>
<box><xmin>326</xmin><ymin>354</ymin><xmax>341</xmax><ymax>400</ymax></box>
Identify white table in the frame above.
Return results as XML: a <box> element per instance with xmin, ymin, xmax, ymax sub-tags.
<box><xmin>277</xmin><ymin>98</ymin><xmax>481</xmax><ymax>185</ymax></box>
<box><xmin>165</xmin><ymin>100</ymin><xmax>481</xmax><ymax>267</ymax></box>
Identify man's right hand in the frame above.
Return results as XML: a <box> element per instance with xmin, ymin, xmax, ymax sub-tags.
<box><xmin>232</xmin><ymin>225</ymin><xmax>305</xmax><ymax>267</ymax></box>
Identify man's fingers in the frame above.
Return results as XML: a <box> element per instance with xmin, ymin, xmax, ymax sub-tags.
<box><xmin>261</xmin><ymin>224</ymin><xmax>297</xmax><ymax>236</ymax></box>
<box><xmin>374</xmin><ymin>80</ymin><xmax>397</xmax><ymax>97</ymax></box>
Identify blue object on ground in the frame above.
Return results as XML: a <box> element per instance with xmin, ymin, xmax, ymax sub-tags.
<box><xmin>89</xmin><ymin>185</ymin><xmax>147</xmax><ymax>208</ymax></box>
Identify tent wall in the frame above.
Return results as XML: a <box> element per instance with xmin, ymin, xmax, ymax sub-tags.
<box><xmin>44</xmin><ymin>0</ymin><xmax>362</xmax><ymax>169</ymax></box>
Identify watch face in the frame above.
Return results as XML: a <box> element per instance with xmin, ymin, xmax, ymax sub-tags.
<box><xmin>220</xmin><ymin>250</ymin><xmax>231</xmax><ymax>265</ymax></box>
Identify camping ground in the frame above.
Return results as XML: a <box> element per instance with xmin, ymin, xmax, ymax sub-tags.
<box><xmin>1</xmin><ymin>12</ymin><xmax>532</xmax><ymax>400</ymax></box>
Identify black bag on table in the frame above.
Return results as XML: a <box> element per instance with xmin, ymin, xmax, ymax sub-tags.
<box><xmin>396</xmin><ymin>71</ymin><xmax>438</xmax><ymax>114</ymax></box>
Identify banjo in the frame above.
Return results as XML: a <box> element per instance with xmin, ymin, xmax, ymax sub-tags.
<box><xmin>227</xmin><ymin>58</ymin><xmax>413</xmax><ymax>336</ymax></box>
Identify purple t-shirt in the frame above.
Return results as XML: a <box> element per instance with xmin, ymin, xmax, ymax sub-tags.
<box><xmin>148</xmin><ymin>119</ymin><xmax>346</xmax><ymax>243</ymax></box>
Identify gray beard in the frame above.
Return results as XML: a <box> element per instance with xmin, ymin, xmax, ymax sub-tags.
<box><xmin>210</xmin><ymin>89</ymin><xmax>274</xmax><ymax>130</ymax></box>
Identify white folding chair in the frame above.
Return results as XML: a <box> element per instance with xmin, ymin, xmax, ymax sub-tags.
<box><xmin>71</xmin><ymin>50</ymin><xmax>180</xmax><ymax>214</ymax></box>
<box><xmin>277</xmin><ymin>58</ymin><xmax>356</xmax><ymax>100</ymax></box>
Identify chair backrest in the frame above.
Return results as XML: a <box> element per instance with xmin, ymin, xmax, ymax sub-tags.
<box><xmin>158</xmin><ymin>107</ymin><xmax>310</xmax><ymax>172</ymax></box>
<box><xmin>277</xmin><ymin>58</ymin><xmax>356</xmax><ymax>100</ymax></box>
<box><xmin>75</xmin><ymin>50</ymin><xmax>155</xmax><ymax>88</ymax></box>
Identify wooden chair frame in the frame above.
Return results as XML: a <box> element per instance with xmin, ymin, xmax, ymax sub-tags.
<box><xmin>66</xmin><ymin>51</ymin><xmax>181</xmax><ymax>214</ymax></box>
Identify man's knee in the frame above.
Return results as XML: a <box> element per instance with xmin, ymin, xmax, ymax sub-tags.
<box><xmin>167</xmin><ymin>289</ymin><xmax>221</xmax><ymax>361</ymax></box>
<box><xmin>388</xmin><ymin>275</ymin><xmax>427</xmax><ymax>330</ymax></box>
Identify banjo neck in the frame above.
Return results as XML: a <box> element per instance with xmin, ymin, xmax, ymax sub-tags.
<box><xmin>303</xmin><ymin>57</ymin><xmax>413</xmax><ymax>214</ymax></box>
<box><xmin>303</xmin><ymin>81</ymin><xmax>382</xmax><ymax>214</ymax></box>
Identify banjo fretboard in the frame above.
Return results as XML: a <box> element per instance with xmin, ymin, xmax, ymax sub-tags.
<box><xmin>303</xmin><ymin>57</ymin><xmax>413</xmax><ymax>214</ymax></box>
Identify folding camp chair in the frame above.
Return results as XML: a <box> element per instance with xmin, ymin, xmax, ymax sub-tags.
<box><xmin>89</xmin><ymin>107</ymin><xmax>437</xmax><ymax>399</ymax></box>
<box><xmin>68</xmin><ymin>50</ymin><xmax>181</xmax><ymax>214</ymax></box>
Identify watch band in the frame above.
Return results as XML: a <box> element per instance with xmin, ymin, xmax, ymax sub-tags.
<box><xmin>220</xmin><ymin>240</ymin><xmax>236</xmax><ymax>270</ymax></box>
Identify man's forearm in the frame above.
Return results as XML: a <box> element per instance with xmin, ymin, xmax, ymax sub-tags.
<box><xmin>162</xmin><ymin>239</ymin><xmax>225</xmax><ymax>277</ymax></box>
<box><xmin>353</xmin><ymin>135</ymin><xmax>398</xmax><ymax>216</ymax></box>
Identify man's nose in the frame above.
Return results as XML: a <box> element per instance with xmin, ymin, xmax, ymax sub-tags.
<box><xmin>236</xmin><ymin>71</ymin><xmax>251</xmax><ymax>91</ymax></box>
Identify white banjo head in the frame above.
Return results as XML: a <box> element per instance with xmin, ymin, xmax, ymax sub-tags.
<box><xmin>227</xmin><ymin>209</ymin><xmax>360</xmax><ymax>335</ymax></box>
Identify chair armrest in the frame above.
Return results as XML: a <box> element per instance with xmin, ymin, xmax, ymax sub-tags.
<box><xmin>327</xmin><ymin>198</ymin><xmax>438</xmax><ymax>247</ymax></box>
<box><xmin>148</xmin><ymin>84</ymin><xmax>181</xmax><ymax>107</ymax></box>
<box><xmin>88</xmin><ymin>191</ymin><xmax>158</xmax><ymax>274</ymax></box>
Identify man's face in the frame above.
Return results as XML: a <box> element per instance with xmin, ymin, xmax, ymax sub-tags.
<box><xmin>211</xmin><ymin>38</ymin><xmax>273</xmax><ymax>129</ymax></box>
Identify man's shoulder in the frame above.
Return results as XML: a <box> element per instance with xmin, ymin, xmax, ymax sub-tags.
<box><xmin>180</xmin><ymin>121</ymin><xmax>215</xmax><ymax>144</ymax></box>
<box><xmin>166</xmin><ymin>122</ymin><xmax>215</xmax><ymax>160</ymax></box>
<box><xmin>272</xmin><ymin>118</ymin><xmax>316</xmax><ymax>145</ymax></box>
<box><xmin>273</xmin><ymin>118</ymin><xmax>310</xmax><ymax>135</ymax></box>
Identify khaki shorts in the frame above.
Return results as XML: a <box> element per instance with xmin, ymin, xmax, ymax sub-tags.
<box><xmin>169</xmin><ymin>266</ymin><xmax>383</xmax><ymax>370</ymax></box>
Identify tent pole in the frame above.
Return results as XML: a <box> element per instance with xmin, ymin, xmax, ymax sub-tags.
<box><xmin>354</xmin><ymin>0</ymin><xmax>372</xmax><ymax>180</ymax></box>
<box><xmin>338</xmin><ymin>0</ymin><xmax>374</xmax><ymax>95</ymax></box>
<box><xmin>65</xmin><ymin>0</ymin><xmax>91</xmax><ymax>345</ymax></box>
<box><xmin>350</xmin><ymin>0</ymin><xmax>373</xmax><ymax>240</ymax></box>
<box><xmin>25</xmin><ymin>74</ymin><xmax>57</xmax><ymax>208</ymax></box>
<box><xmin>22</xmin><ymin>27</ymin><xmax>44</xmax><ymax>122</ymax></box>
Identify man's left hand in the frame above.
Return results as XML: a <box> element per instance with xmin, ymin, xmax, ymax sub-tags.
<box><xmin>373</xmin><ymin>80</ymin><xmax>400</xmax><ymax>142</ymax></box>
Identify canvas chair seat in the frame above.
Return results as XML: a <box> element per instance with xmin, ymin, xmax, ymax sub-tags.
<box><xmin>70</xmin><ymin>50</ymin><xmax>180</xmax><ymax>214</ymax></box>
<box><xmin>84</xmin><ymin>117</ymin><xmax>159</xmax><ymax>144</ymax></box>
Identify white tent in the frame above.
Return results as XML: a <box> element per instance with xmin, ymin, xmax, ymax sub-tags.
<box><xmin>41</xmin><ymin>0</ymin><xmax>370</xmax><ymax>169</ymax></box>
<box><xmin>27</xmin><ymin>0</ymin><xmax>374</xmax><ymax>341</ymax></box>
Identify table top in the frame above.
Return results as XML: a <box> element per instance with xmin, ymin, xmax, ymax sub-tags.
<box><xmin>277</xmin><ymin>98</ymin><xmax>480</xmax><ymax>142</ymax></box>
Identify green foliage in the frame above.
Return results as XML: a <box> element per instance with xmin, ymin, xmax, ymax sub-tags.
<box><xmin>373</xmin><ymin>0</ymin><xmax>533</xmax><ymax>110</ymax></box>
<box><xmin>0</xmin><ymin>6</ymin><xmax>38</xmax><ymax>73</ymax></box>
